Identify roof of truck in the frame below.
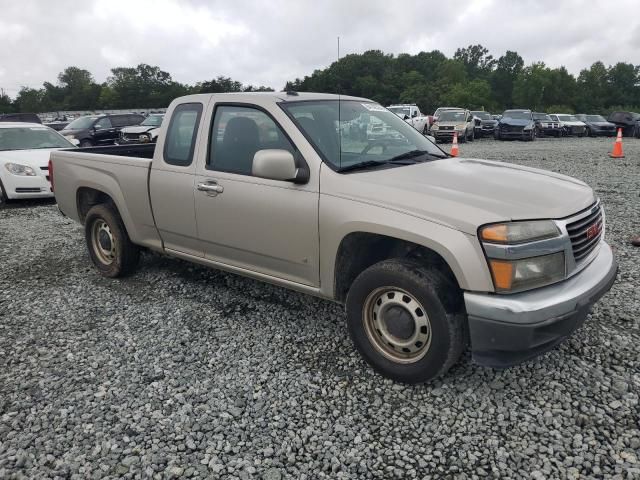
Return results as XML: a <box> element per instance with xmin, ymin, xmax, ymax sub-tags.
<box><xmin>173</xmin><ymin>91</ymin><xmax>371</xmax><ymax>104</ymax></box>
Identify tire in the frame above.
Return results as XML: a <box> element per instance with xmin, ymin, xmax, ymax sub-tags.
<box><xmin>459</xmin><ymin>133</ymin><xmax>466</xmax><ymax>143</ymax></box>
<box><xmin>494</xmin><ymin>130</ymin><xmax>501</xmax><ymax>140</ymax></box>
<box><xmin>585</xmin><ymin>128</ymin><xmax>590</xmax><ymax>137</ymax></box>
<box><xmin>79</xmin><ymin>139</ymin><xmax>93</xmax><ymax>148</ymax></box>
<box><xmin>346</xmin><ymin>259</ymin><xmax>465</xmax><ymax>384</ymax></box>
<box><xmin>0</xmin><ymin>178</ymin><xmax>7</xmax><ymax>205</ymax></box>
<box><xmin>468</xmin><ymin>129</ymin><xmax>474</xmax><ymax>142</ymax></box>
<box><xmin>84</xmin><ymin>204</ymin><xmax>140</xmax><ymax>277</ymax></box>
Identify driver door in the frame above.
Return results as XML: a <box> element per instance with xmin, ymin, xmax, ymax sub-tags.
<box><xmin>194</xmin><ymin>104</ymin><xmax>320</xmax><ymax>287</ymax></box>
<box><xmin>93</xmin><ymin>117</ymin><xmax>116</xmax><ymax>144</ymax></box>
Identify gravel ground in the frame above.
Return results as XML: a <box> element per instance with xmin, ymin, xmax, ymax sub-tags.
<box><xmin>1</xmin><ymin>137</ymin><xmax>638</xmax><ymax>479</ymax></box>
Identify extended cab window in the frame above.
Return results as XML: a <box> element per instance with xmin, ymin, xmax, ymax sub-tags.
<box><xmin>164</xmin><ymin>103</ymin><xmax>203</xmax><ymax>166</ymax></box>
<box><xmin>208</xmin><ymin>105</ymin><xmax>295</xmax><ymax>176</ymax></box>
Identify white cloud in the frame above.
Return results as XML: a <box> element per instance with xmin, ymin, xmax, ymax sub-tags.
<box><xmin>0</xmin><ymin>0</ymin><xmax>639</xmax><ymax>97</ymax></box>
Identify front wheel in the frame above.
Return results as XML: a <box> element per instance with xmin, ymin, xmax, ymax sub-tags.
<box><xmin>346</xmin><ymin>259</ymin><xmax>465</xmax><ymax>384</ymax></box>
<box><xmin>85</xmin><ymin>204</ymin><xmax>140</xmax><ymax>278</ymax></box>
<box><xmin>468</xmin><ymin>129</ymin><xmax>474</xmax><ymax>142</ymax></box>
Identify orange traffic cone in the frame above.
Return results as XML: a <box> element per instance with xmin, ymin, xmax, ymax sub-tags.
<box><xmin>610</xmin><ymin>128</ymin><xmax>624</xmax><ymax>158</ymax></box>
<box><xmin>450</xmin><ymin>132</ymin><xmax>459</xmax><ymax>157</ymax></box>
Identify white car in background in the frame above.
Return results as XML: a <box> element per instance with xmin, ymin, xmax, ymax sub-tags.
<box><xmin>549</xmin><ymin>114</ymin><xmax>587</xmax><ymax>137</ymax></box>
<box><xmin>0</xmin><ymin>123</ymin><xmax>75</xmax><ymax>203</ymax></box>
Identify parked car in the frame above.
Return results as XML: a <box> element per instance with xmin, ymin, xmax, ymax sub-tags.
<box><xmin>532</xmin><ymin>112</ymin><xmax>562</xmax><ymax>138</ymax></box>
<box><xmin>50</xmin><ymin>92</ymin><xmax>617</xmax><ymax>384</ymax></box>
<box><xmin>0</xmin><ymin>122</ymin><xmax>75</xmax><ymax>203</ymax></box>
<box><xmin>387</xmin><ymin>104</ymin><xmax>429</xmax><ymax>133</ymax></box>
<box><xmin>607</xmin><ymin>111</ymin><xmax>640</xmax><ymax>138</ymax></box>
<box><xmin>117</xmin><ymin>114</ymin><xmax>165</xmax><ymax>145</ymax></box>
<box><xmin>470</xmin><ymin>111</ymin><xmax>497</xmax><ymax>138</ymax></box>
<box><xmin>59</xmin><ymin>113</ymin><xmax>145</xmax><ymax>147</ymax></box>
<box><xmin>575</xmin><ymin>114</ymin><xmax>617</xmax><ymax>137</ymax></box>
<box><xmin>430</xmin><ymin>109</ymin><xmax>475</xmax><ymax>143</ymax></box>
<box><xmin>0</xmin><ymin>113</ymin><xmax>42</xmax><ymax>124</ymax></box>
<box><xmin>549</xmin><ymin>114</ymin><xmax>586</xmax><ymax>137</ymax></box>
<box><xmin>495</xmin><ymin>110</ymin><xmax>536</xmax><ymax>141</ymax></box>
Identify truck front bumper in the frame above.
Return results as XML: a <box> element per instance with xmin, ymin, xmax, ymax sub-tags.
<box><xmin>464</xmin><ymin>242</ymin><xmax>617</xmax><ymax>368</ymax></box>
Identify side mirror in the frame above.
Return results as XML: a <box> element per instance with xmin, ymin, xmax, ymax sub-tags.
<box><xmin>412</xmin><ymin>111</ymin><xmax>418</xmax><ymax>118</ymax></box>
<box><xmin>93</xmin><ymin>125</ymin><xmax>101</xmax><ymax>130</ymax></box>
<box><xmin>403</xmin><ymin>114</ymin><xmax>410</xmax><ymax>120</ymax></box>
<box><xmin>252</xmin><ymin>149</ymin><xmax>308</xmax><ymax>184</ymax></box>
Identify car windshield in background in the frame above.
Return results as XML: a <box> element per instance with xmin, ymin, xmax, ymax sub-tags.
<box><xmin>586</xmin><ymin>115</ymin><xmax>607</xmax><ymax>122</ymax></box>
<box><xmin>439</xmin><ymin>111</ymin><xmax>466</xmax><ymax>122</ymax></box>
<box><xmin>472</xmin><ymin>112</ymin><xmax>492</xmax><ymax>120</ymax></box>
<box><xmin>503</xmin><ymin>111</ymin><xmax>531</xmax><ymax>120</ymax></box>
<box><xmin>65</xmin><ymin>116</ymin><xmax>98</xmax><ymax>130</ymax></box>
<box><xmin>0</xmin><ymin>127</ymin><xmax>75</xmax><ymax>151</ymax></box>
<box><xmin>388</xmin><ymin>107</ymin><xmax>411</xmax><ymax>117</ymax></box>
<box><xmin>533</xmin><ymin>113</ymin><xmax>551</xmax><ymax>120</ymax></box>
<box><xmin>141</xmin><ymin>115</ymin><xmax>164</xmax><ymax>126</ymax></box>
<box><xmin>557</xmin><ymin>115</ymin><xmax>573</xmax><ymax>121</ymax></box>
<box><xmin>280</xmin><ymin>100</ymin><xmax>445</xmax><ymax>172</ymax></box>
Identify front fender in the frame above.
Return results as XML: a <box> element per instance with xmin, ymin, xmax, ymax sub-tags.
<box><xmin>319</xmin><ymin>193</ymin><xmax>495</xmax><ymax>299</ymax></box>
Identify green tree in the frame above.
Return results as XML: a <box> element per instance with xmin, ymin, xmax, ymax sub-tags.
<box><xmin>454</xmin><ymin>44</ymin><xmax>496</xmax><ymax>79</ymax></box>
<box><xmin>491</xmin><ymin>51</ymin><xmax>524</xmax><ymax>109</ymax></box>
<box><xmin>14</xmin><ymin>87</ymin><xmax>44</xmax><ymax>112</ymax></box>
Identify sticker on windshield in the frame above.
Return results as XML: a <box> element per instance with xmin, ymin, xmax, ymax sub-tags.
<box><xmin>361</xmin><ymin>103</ymin><xmax>387</xmax><ymax>112</ymax></box>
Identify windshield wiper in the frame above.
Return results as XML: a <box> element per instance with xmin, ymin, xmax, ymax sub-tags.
<box><xmin>338</xmin><ymin>150</ymin><xmax>446</xmax><ymax>173</ymax></box>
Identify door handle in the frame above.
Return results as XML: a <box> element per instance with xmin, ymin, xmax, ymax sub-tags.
<box><xmin>197</xmin><ymin>181</ymin><xmax>224</xmax><ymax>196</ymax></box>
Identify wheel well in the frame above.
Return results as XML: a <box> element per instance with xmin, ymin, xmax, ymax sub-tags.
<box><xmin>334</xmin><ymin>232</ymin><xmax>461</xmax><ymax>305</ymax></box>
<box><xmin>77</xmin><ymin>187</ymin><xmax>116</xmax><ymax>224</ymax></box>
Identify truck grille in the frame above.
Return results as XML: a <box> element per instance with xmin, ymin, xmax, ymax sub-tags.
<box><xmin>566</xmin><ymin>205</ymin><xmax>603</xmax><ymax>262</ymax></box>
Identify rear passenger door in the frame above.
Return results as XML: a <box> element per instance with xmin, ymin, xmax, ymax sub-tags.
<box><xmin>193</xmin><ymin>103</ymin><xmax>319</xmax><ymax>287</ymax></box>
<box><xmin>149</xmin><ymin>102</ymin><xmax>206</xmax><ymax>257</ymax></box>
<box><xmin>93</xmin><ymin>117</ymin><xmax>115</xmax><ymax>144</ymax></box>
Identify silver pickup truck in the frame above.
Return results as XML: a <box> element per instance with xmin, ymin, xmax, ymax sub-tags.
<box><xmin>50</xmin><ymin>92</ymin><xmax>617</xmax><ymax>384</ymax></box>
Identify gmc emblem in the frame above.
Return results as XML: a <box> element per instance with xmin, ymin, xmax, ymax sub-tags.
<box><xmin>586</xmin><ymin>222</ymin><xmax>602</xmax><ymax>240</ymax></box>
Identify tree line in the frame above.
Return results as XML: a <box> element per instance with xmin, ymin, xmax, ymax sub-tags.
<box><xmin>0</xmin><ymin>65</ymin><xmax>273</xmax><ymax>114</ymax></box>
<box><xmin>2</xmin><ymin>45</ymin><xmax>639</xmax><ymax>115</ymax></box>
<box><xmin>285</xmin><ymin>45</ymin><xmax>640</xmax><ymax>115</ymax></box>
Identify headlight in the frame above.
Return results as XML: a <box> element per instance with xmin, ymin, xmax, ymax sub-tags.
<box><xmin>481</xmin><ymin>220</ymin><xmax>559</xmax><ymax>244</ymax></box>
<box><xmin>5</xmin><ymin>163</ymin><xmax>37</xmax><ymax>176</ymax></box>
<box><xmin>431</xmin><ymin>125</ymin><xmax>439</xmax><ymax>130</ymax></box>
<box><xmin>139</xmin><ymin>133</ymin><xmax>151</xmax><ymax>142</ymax></box>
<box><xmin>523</xmin><ymin>123</ymin><xmax>533</xmax><ymax>130</ymax></box>
<box><xmin>480</xmin><ymin>220</ymin><xmax>565</xmax><ymax>293</ymax></box>
<box><xmin>488</xmin><ymin>252</ymin><xmax>565</xmax><ymax>292</ymax></box>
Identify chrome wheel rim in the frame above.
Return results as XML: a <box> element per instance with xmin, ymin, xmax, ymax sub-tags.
<box><xmin>363</xmin><ymin>287</ymin><xmax>432</xmax><ymax>364</ymax></box>
<box><xmin>91</xmin><ymin>219</ymin><xmax>116</xmax><ymax>265</ymax></box>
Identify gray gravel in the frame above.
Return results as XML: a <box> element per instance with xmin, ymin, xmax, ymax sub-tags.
<box><xmin>1</xmin><ymin>137</ymin><xmax>639</xmax><ymax>479</ymax></box>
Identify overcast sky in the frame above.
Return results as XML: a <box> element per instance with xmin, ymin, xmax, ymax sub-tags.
<box><xmin>1</xmin><ymin>0</ymin><xmax>639</xmax><ymax>97</ymax></box>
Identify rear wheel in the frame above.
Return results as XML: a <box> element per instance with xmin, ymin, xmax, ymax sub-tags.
<box><xmin>346</xmin><ymin>259</ymin><xmax>465</xmax><ymax>384</ymax></box>
<box><xmin>85</xmin><ymin>204</ymin><xmax>140</xmax><ymax>277</ymax></box>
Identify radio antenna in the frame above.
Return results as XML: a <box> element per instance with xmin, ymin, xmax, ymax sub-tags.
<box><xmin>337</xmin><ymin>36</ymin><xmax>342</xmax><ymax>168</ymax></box>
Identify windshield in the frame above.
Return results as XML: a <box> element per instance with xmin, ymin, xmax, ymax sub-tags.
<box><xmin>0</xmin><ymin>126</ymin><xmax>75</xmax><ymax>151</ymax></box>
<box><xmin>280</xmin><ymin>100</ymin><xmax>445</xmax><ymax>171</ymax></box>
<box><xmin>388</xmin><ymin>107</ymin><xmax>411</xmax><ymax>117</ymax></box>
<box><xmin>439</xmin><ymin>111</ymin><xmax>466</xmax><ymax>122</ymax></box>
<box><xmin>586</xmin><ymin>115</ymin><xmax>606</xmax><ymax>122</ymax></box>
<box><xmin>533</xmin><ymin>113</ymin><xmax>551</xmax><ymax>120</ymax></box>
<box><xmin>141</xmin><ymin>115</ymin><xmax>164</xmax><ymax>126</ymax></box>
<box><xmin>65</xmin><ymin>116</ymin><xmax>98</xmax><ymax>130</ymax></box>
<box><xmin>471</xmin><ymin>111</ymin><xmax>492</xmax><ymax>120</ymax></box>
<box><xmin>502</xmin><ymin>111</ymin><xmax>531</xmax><ymax>120</ymax></box>
<box><xmin>557</xmin><ymin>115</ymin><xmax>573</xmax><ymax>121</ymax></box>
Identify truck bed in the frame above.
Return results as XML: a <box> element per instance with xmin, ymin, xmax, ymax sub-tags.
<box><xmin>73</xmin><ymin>143</ymin><xmax>156</xmax><ymax>159</ymax></box>
<box><xmin>50</xmin><ymin>144</ymin><xmax>162</xmax><ymax>251</ymax></box>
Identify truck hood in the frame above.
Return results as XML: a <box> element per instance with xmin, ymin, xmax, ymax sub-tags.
<box><xmin>330</xmin><ymin>158</ymin><xmax>594</xmax><ymax>234</ymax></box>
<box><xmin>122</xmin><ymin>125</ymin><xmax>156</xmax><ymax>134</ymax></box>
<box><xmin>589</xmin><ymin>121</ymin><xmax>615</xmax><ymax>128</ymax></box>
<box><xmin>0</xmin><ymin>149</ymin><xmax>60</xmax><ymax>169</ymax></box>
<box><xmin>561</xmin><ymin>121</ymin><xmax>585</xmax><ymax>127</ymax></box>
<box><xmin>499</xmin><ymin>118</ymin><xmax>532</xmax><ymax>127</ymax></box>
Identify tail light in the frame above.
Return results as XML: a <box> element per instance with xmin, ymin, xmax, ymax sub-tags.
<box><xmin>48</xmin><ymin>158</ymin><xmax>54</xmax><ymax>192</ymax></box>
